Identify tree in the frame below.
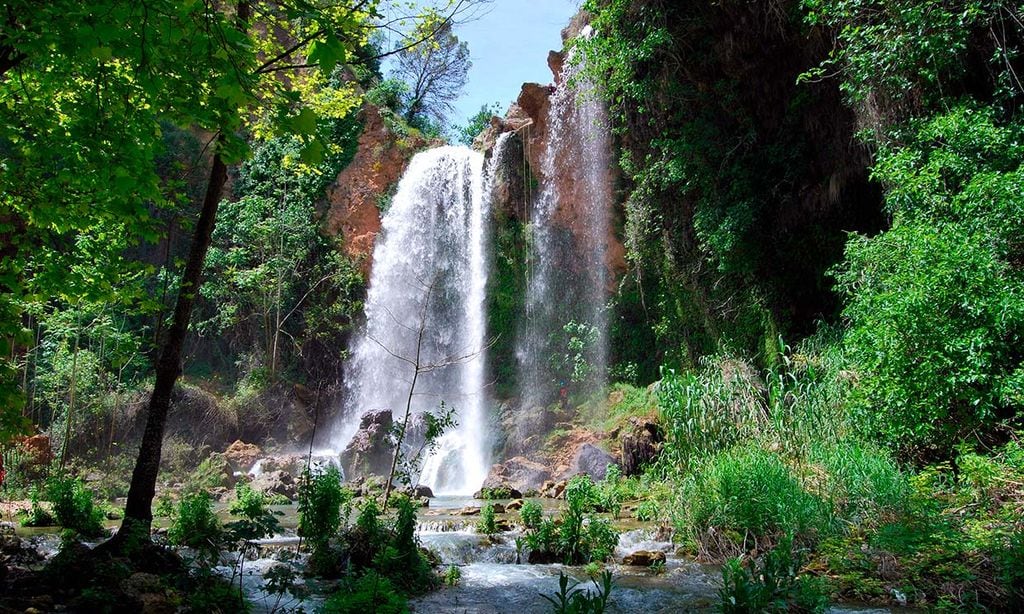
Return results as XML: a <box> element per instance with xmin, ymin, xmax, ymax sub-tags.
<box><xmin>0</xmin><ymin>0</ymin><xmax>491</xmax><ymax>546</ymax></box>
<box><xmin>457</xmin><ymin>102</ymin><xmax>501</xmax><ymax>145</ymax></box>
<box><xmin>394</xmin><ymin>20</ymin><xmax>472</xmax><ymax>127</ymax></box>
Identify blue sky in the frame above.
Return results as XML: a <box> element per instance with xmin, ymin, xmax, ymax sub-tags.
<box><xmin>449</xmin><ymin>1</ymin><xmax>580</xmax><ymax>125</ymax></box>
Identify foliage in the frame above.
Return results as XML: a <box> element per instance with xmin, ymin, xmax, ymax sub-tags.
<box><xmin>297</xmin><ymin>466</ymin><xmax>348</xmax><ymax>576</ymax></box>
<box><xmin>836</xmin><ymin>106</ymin><xmax>1024</xmax><ymax>458</ymax></box>
<box><xmin>808</xmin><ymin>441</ymin><xmax>907</xmax><ymax>518</ymax></box>
<box><xmin>802</xmin><ymin>0</ymin><xmax>1020</xmax><ymax>122</ymax></box>
<box><xmin>167</xmin><ymin>491</ymin><xmax>222</xmax><ymax>560</ymax></box>
<box><xmin>719</xmin><ymin>535</ymin><xmax>829</xmax><ymax>613</ymax></box>
<box><xmin>519</xmin><ymin>500</ymin><xmax>543</xmax><ymax>529</ymax></box>
<box><xmin>658</xmin><ymin>339</ymin><xmax>852</xmax><ymax>473</ymax></box>
<box><xmin>552</xmin><ymin>321</ymin><xmax>601</xmax><ymax>386</ymax></box>
<box><xmin>320</xmin><ymin>571</ymin><xmax>408</xmax><ymax>614</ymax></box>
<box><xmin>524</xmin><ymin>476</ymin><xmax>619</xmax><ymax>565</ymax></box>
<box><xmin>476</xmin><ymin>486</ymin><xmax>516</xmax><ymax>500</ymax></box>
<box><xmin>393</xmin><ymin>19</ymin><xmax>471</xmax><ymax>126</ymax></box>
<box><xmin>442</xmin><ymin>564</ymin><xmax>462</xmax><ymax>587</ymax></box>
<box><xmin>676</xmin><ymin>445</ymin><xmax>829</xmax><ymax>552</ymax></box>
<box><xmin>226</xmin><ymin>482</ymin><xmax>281</xmax><ymax>544</ymax></box>
<box><xmin>456</xmin><ymin>102</ymin><xmax>501</xmax><ymax>145</ymax></box>
<box><xmin>541</xmin><ymin>571</ymin><xmax>614</xmax><ymax>614</ymax></box>
<box><xmin>44</xmin><ymin>475</ymin><xmax>105</xmax><ymax>538</ymax></box>
<box><xmin>19</xmin><ymin>485</ymin><xmax>56</xmax><ymax>528</ymax></box>
<box><xmin>477</xmin><ymin>503</ymin><xmax>498</xmax><ymax>536</ymax></box>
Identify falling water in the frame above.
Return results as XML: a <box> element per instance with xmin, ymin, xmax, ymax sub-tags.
<box><xmin>517</xmin><ymin>51</ymin><xmax>612</xmax><ymax>410</ymax></box>
<box><xmin>336</xmin><ymin>145</ymin><xmax>501</xmax><ymax>495</ymax></box>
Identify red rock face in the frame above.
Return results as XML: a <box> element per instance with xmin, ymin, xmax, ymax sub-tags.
<box><xmin>486</xmin><ymin>44</ymin><xmax>627</xmax><ymax>287</ymax></box>
<box><xmin>323</xmin><ymin>104</ymin><xmax>429</xmax><ymax>276</ymax></box>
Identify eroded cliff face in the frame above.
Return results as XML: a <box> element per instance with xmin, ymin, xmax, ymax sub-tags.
<box><xmin>477</xmin><ymin>27</ymin><xmax>627</xmax><ymax>287</ymax></box>
<box><xmin>323</xmin><ymin>103</ymin><xmax>431</xmax><ymax>275</ymax></box>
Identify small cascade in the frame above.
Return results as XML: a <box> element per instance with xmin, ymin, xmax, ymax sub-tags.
<box><xmin>336</xmin><ymin>145</ymin><xmax>500</xmax><ymax>495</ymax></box>
<box><xmin>516</xmin><ymin>51</ymin><xmax>613</xmax><ymax>410</ymax></box>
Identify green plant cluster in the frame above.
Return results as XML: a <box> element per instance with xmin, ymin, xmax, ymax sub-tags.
<box><xmin>18</xmin><ymin>475</ymin><xmax>105</xmax><ymax>538</ymax></box>
<box><xmin>719</xmin><ymin>535</ymin><xmax>829</xmax><ymax>613</ymax></box>
<box><xmin>522</xmin><ymin>476</ymin><xmax>619</xmax><ymax>565</ymax></box>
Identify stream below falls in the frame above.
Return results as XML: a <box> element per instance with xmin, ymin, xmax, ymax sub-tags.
<box><xmin>9</xmin><ymin>496</ymin><xmax>906</xmax><ymax>613</ymax></box>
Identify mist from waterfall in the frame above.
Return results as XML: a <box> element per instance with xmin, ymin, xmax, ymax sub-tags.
<box><xmin>516</xmin><ymin>53</ymin><xmax>612</xmax><ymax>411</ymax></box>
<box><xmin>336</xmin><ymin>144</ymin><xmax>501</xmax><ymax>495</ymax></box>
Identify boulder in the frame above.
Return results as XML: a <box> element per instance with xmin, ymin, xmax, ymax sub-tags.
<box><xmin>14</xmin><ymin>434</ymin><xmax>53</xmax><ymax>476</ymax></box>
<box><xmin>474</xmin><ymin>485</ymin><xmax>523</xmax><ymax>500</ymax></box>
<box><xmin>499</xmin><ymin>405</ymin><xmax>559</xmax><ymax>457</ymax></box>
<box><xmin>340</xmin><ymin>410</ymin><xmax>394</xmax><ymax>479</ymax></box>
<box><xmin>620</xmin><ymin>418</ymin><xmax>664</xmax><ymax>476</ymax></box>
<box><xmin>570</xmin><ymin>444</ymin><xmax>617</xmax><ymax>482</ymax></box>
<box><xmin>456</xmin><ymin>506</ymin><xmax>481</xmax><ymax>516</ymax></box>
<box><xmin>203</xmin><ymin>452</ymin><xmax>237</xmax><ymax>488</ymax></box>
<box><xmin>224</xmin><ymin>440</ymin><xmax>262</xmax><ymax>473</ymax></box>
<box><xmin>622</xmin><ymin>550</ymin><xmax>667</xmax><ymax>566</ymax></box>
<box><xmin>0</xmin><ymin>522</ymin><xmax>20</xmax><ymax>554</ymax></box>
<box><xmin>121</xmin><ymin>572</ymin><xmax>175</xmax><ymax>614</ymax></box>
<box><xmin>482</xmin><ymin>456</ymin><xmax>552</xmax><ymax>494</ymax></box>
<box><xmin>249</xmin><ymin>470</ymin><xmax>297</xmax><ymax>500</ymax></box>
<box><xmin>505</xmin><ymin>499</ymin><xmax>524</xmax><ymax>512</ymax></box>
<box><xmin>253</xmin><ymin>453</ymin><xmax>306</xmax><ymax>476</ymax></box>
<box><xmin>540</xmin><ymin>479</ymin><xmax>568</xmax><ymax>499</ymax></box>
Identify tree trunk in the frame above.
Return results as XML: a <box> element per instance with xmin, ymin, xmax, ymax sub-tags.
<box><xmin>113</xmin><ymin>151</ymin><xmax>228</xmax><ymax>544</ymax></box>
<box><xmin>59</xmin><ymin>328</ymin><xmax>80</xmax><ymax>469</ymax></box>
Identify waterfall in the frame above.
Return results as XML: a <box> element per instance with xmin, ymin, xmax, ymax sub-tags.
<box><xmin>516</xmin><ymin>52</ymin><xmax>612</xmax><ymax>411</ymax></box>
<box><xmin>337</xmin><ymin>145</ymin><xmax>498</xmax><ymax>495</ymax></box>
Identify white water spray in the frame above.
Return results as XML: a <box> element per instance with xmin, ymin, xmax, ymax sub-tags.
<box><xmin>337</xmin><ymin>144</ymin><xmax>505</xmax><ymax>495</ymax></box>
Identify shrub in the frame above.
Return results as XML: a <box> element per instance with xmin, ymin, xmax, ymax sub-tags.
<box><xmin>19</xmin><ymin>485</ymin><xmax>55</xmax><ymax>527</ymax></box>
<box><xmin>320</xmin><ymin>571</ymin><xmax>408</xmax><ymax>614</ymax></box>
<box><xmin>835</xmin><ymin>107</ymin><xmax>1024</xmax><ymax>459</ymax></box>
<box><xmin>583</xmin><ymin>518</ymin><xmax>619</xmax><ymax>563</ymax></box>
<box><xmin>477</xmin><ymin>503</ymin><xmax>498</xmax><ymax>536</ymax></box>
<box><xmin>226</xmin><ymin>482</ymin><xmax>281</xmax><ymax>543</ymax></box>
<box><xmin>45</xmin><ymin>476</ymin><xmax>105</xmax><ymax>538</ymax></box>
<box><xmin>297</xmin><ymin>466</ymin><xmax>348</xmax><ymax>575</ymax></box>
<box><xmin>443</xmin><ymin>564</ymin><xmax>461</xmax><ymax>587</ymax></box>
<box><xmin>168</xmin><ymin>491</ymin><xmax>222</xmax><ymax>559</ymax></box>
<box><xmin>375</xmin><ymin>495</ymin><xmax>437</xmax><ymax>595</ymax></box>
<box><xmin>677</xmin><ymin>445</ymin><xmax>828</xmax><ymax>550</ymax></box>
<box><xmin>476</xmin><ymin>486</ymin><xmax>516</xmax><ymax>500</ymax></box>
<box><xmin>524</xmin><ymin>476</ymin><xmax>619</xmax><ymax>565</ymax></box>
<box><xmin>520</xmin><ymin>500</ymin><xmax>543</xmax><ymax>529</ymax></box>
<box><xmin>718</xmin><ymin>535</ymin><xmax>828</xmax><ymax>613</ymax></box>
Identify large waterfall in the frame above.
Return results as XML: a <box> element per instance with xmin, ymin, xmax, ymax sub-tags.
<box><xmin>337</xmin><ymin>145</ymin><xmax>499</xmax><ymax>495</ymax></box>
<box><xmin>516</xmin><ymin>52</ymin><xmax>612</xmax><ymax>411</ymax></box>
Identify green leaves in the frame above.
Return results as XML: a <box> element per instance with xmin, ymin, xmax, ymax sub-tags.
<box><xmin>308</xmin><ymin>33</ymin><xmax>348</xmax><ymax>75</ymax></box>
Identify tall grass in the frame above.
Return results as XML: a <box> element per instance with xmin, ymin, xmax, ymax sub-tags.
<box><xmin>658</xmin><ymin>333</ymin><xmax>910</xmax><ymax>555</ymax></box>
<box><xmin>675</xmin><ymin>445</ymin><xmax>831</xmax><ymax>556</ymax></box>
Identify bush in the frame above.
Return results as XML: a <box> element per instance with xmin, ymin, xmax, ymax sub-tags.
<box><xmin>719</xmin><ymin>535</ymin><xmax>828</xmax><ymax>613</ymax></box>
<box><xmin>19</xmin><ymin>485</ymin><xmax>56</xmax><ymax>527</ymax></box>
<box><xmin>477</xmin><ymin>503</ymin><xmax>498</xmax><ymax>536</ymax></box>
<box><xmin>45</xmin><ymin>476</ymin><xmax>105</xmax><ymax>538</ymax></box>
<box><xmin>320</xmin><ymin>571</ymin><xmax>408</xmax><ymax>614</ymax></box>
<box><xmin>835</xmin><ymin>107</ymin><xmax>1024</xmax><ymax>459</ymax></box>
<box><xmin>677</xmin><ymin>446</ymin><xmax>828</xmax><ymax>550</ymax></box>
<box><xmin>520</xmin><ymin>500</ymin><xmax>543</xmax><ymax>529</ymax></box>
<box><xmin>298</xmin><ymin>466</ymin><xmax>348</xmax><ymax>575</ymax></box>
<box><xmin>168</xmin><ymin>491</ymin><xmax>222</xmax><ymax>559</ymax></box>
<box><xmin>524</xmin><ymin>476</ymin><xmax>619</xmax><ymax>565</ymax></box>
<box><xmin>226</xmin><ymin>482</ymin><xmax>281</xmax><ymax>543</ymax></box>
